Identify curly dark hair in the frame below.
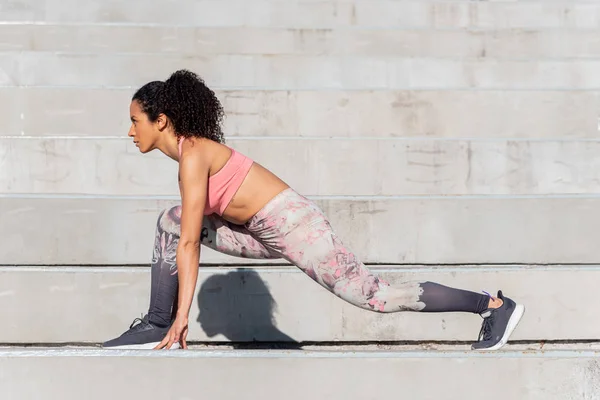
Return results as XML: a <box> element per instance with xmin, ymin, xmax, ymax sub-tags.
<box><xmin>132</xmin><ymin>70</ymin><xmax>225</xmax><ymax>143</ymax></box>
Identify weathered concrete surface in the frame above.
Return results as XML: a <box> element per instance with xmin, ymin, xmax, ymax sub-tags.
<box><xmin>3</xmin><ymin>137</ymin><xmax>600</xmax><ymax>196</ymax></box>
<box><xmin>1</xmin><ymin>3</ymin><xmax>598</xmax><ymax>398</ymax></box>
<box><xmin>1</xmin><ymin>348</ymin><xmax>600</xmax><ymax>400</ymax></box>
<box><xmin>1</xmin><ymin>196</ymin><xmax>598</xmax><ymax>264</ymax></box>
<box><xmin>3</xmin><ymin>53</ymin><xmax>600</xmax><ymax>89</ymax></box>
<box><xmin>3</xmin><ymin>25</ymin><xmax>600</xmax><ymax>59</ymax></box>
<box><xmin>3</xmin><ymin>0</ymin><xmax>600</xmax><ymax>29</ymax></box>
<box><xmin>0</xmin><ymin>265</ymin><xmax>595</xmax><ymax>343</ymax></box>
<box><xmin>1</xmin><ymin>88</ymin><xmax>596</xmax><ymax>139</ymax></box>
<box><xmin>184</xmin><ymin>342</ymin><xmax>600</xmax><ymax>352</ymax></box>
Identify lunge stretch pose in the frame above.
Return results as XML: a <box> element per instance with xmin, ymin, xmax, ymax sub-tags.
<box><xmin>103</xmin><ymin>70</ymin><xmax>525</xmax><ymax>351</ymax></box>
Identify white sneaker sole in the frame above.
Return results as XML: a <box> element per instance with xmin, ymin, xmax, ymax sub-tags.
<box><xmin>103</xmin><ymin>342</ymin><xmax>181</xmax><ymax>350</ymax></box>
<box><xmin>474</xmin><ymin>304</ymin><xmax>525</xmax><ymax>351</ymax></box>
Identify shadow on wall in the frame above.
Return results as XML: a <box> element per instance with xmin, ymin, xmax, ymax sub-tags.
<box><xmin>196</xmin><ymin>269</ymin><xmax>302</xmax><ymax>349</ymax></box>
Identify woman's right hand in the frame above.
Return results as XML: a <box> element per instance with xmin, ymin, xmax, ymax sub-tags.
<box><xmin>154</xmin><ymin>315</ymin><xmax>189</xmax><ymax>350</ymax></box>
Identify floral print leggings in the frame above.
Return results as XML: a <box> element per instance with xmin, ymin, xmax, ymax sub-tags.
<box><xmin>148</xmin><ymin>188</ymin><xmax>490</xmax><ymax>327</ymax></box>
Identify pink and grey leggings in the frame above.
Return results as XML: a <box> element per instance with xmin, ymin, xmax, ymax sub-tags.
<box><xmin>148</xmin><ymin>188</ymin><xmax>490</xmax><ymax>327</ymax></box>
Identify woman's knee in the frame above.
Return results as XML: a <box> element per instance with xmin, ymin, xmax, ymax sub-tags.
<box><xmin>157</xmin><ymin>205</ymin><xmax>182</xmax><ymax>236</ymax></box>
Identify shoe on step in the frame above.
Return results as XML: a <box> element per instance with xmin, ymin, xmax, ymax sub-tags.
<box><xmin>471</xmin><ymin>290</ymin><xmax>525</xmax><ymax>351</ymax></box>
<box><xmin>102</xmin><ymin>314</ymin><xmax>179</xmax><ymax>350</ymax></box>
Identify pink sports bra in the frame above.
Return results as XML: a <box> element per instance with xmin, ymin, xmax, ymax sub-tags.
<box><xmin>178</xmin><ymin>138</ymin><xmax>254</xmax><ymax>216</ymax></box>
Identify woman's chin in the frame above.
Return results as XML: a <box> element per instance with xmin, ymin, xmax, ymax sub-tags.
<box><xmin>136</xmin><ymin>142</ymin><xmax>156</xmax><ymax>154</ymax></box>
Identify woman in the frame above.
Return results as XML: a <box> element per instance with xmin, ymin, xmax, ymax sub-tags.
<box><xmin>103</xmin><ymin>70</ymin><xmax>525</xmax><ymax>351</ymax></box>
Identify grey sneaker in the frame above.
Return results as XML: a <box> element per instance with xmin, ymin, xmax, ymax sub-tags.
<box><xmin>102</xmin><ymin>315</ymin><xmax>179</xmax><ymax>350</ymax></box>
<box><xmin>471</xmin><ymin>291</ymin><xmax>525</xmax><ymax>351</ymax></box>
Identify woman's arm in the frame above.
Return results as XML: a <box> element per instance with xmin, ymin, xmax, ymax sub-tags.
<box><xmin>176</xmin><ymin>151</ymin><xmax>209</xmax><ymax>318</ymax></box>
<box><xmin>155</xmin><ymin>145</ymin><xmax>210</xmax><ymax>349</ymax></box>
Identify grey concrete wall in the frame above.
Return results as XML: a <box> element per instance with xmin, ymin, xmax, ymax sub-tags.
<box><xmin>2</xmin><ymin>197</ymin><xmax>598</xmax><ymax>264</ymax></box>
<box><xmin>1</xmin><ymin>88</ymin><xmax>597</xmax><ymax>138</ymax></box>
<box><xmin>3</xmin><ymin>26</ymin><xmax>600</xmax><ymax>58</ymax></box>
<box><xmin>2</xmin><ymin>348</ymin><xmax>600</xmax><ymax>400</ymax></box>
<box><xmin>5</xmin><ymin>54</ymin><xmax>600</xmax><ymax>89</ymax></box>
<box><xmin>0</xmin><ymin>266</ymin><xmax>597</xmax><ymax>343</ymax></box>
<box><xmin>1</xmin><ymin>0</ymin><xmax>599</xmax><ymax>349</ymax></box>
<box><xmin>4</xmin><ymin>137</ymin><xmax>600</xmax><ymax>196</ymax></box>
<box><xmin>4</xmin><ymin>1</ymin><xmax>600</xmax><ymax>28</ymax></box>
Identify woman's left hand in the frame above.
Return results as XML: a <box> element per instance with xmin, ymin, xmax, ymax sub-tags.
<box><xmin>154</xmin><ymin>315</ymin><xmax>189</xmax><ymax>350</ymax></box>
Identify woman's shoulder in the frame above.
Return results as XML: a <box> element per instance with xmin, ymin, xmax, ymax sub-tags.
<box><xmin>179</xmin><ymin>137</ymin><xmax>224</xmax><ymax>157</ymax></box>
<box><xmin>178</xmin><ymin>137</ymin><xmax>235</xmax><ymax>172</ymax></box>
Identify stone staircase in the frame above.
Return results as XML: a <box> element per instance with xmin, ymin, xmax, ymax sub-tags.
<box><xmin>1</xmin><ymin>0</ymin><xmax>600</xmax><ymax>398</ymax></box>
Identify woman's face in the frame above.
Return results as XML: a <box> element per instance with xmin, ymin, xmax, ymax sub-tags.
<box><xmin>128</xmin><ymin>100</ymin><xmax>160</xmax><ymax>153</ymax></box>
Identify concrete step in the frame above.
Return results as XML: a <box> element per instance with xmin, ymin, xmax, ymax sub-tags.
<box><xmin>3</xmin><ymin>53</ymin><xmax>600</xmax><ymax>89</ymax></box>
<box><xmin>3</xmin><ymin>137</ymin><xmax>600</xmax><ymax>196</ymax></box>
<box><xmin>1</xmin><ymin>196</ymin><xmax>598</xmax><ymax>264</ymax></box>
<box><xmin>0</xmin><ymin>265</ymin><xmax>596</xmax><ymax>343</ymax></box>
<box><xmin>4</xmin><ymin>0</ymin><xmax>600</xmax><ymax>30</ymax></box>
<box><xmin>2</xmin><ymin>88</ymin><xmax>596</xmax><ymax>139</ymax></box>
<box><xmin>3</xmin><ymin>25</ymin><xmax>600</xmax><ymax>59</ymax></box>
<box><xmin>1</xmin><ymin>346</ymin><xmax>599</xmax><ymax>400</ymax></box>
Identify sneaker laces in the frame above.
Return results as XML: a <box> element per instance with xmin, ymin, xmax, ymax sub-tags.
<box><xmin>128</xmin><ymin>314</ymin><xmax>150</xmax><ymax>332</ymax></box>
<box><xmin>477</xmin><ymin>312</ymin><xmax>496</xmax><ymax>342</ymax></box>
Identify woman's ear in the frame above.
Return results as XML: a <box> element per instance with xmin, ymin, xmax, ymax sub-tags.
<box><xmin>156</xmin><ymin>113</ymin><xmax>169</xmax><ymax>131</ymax></box>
